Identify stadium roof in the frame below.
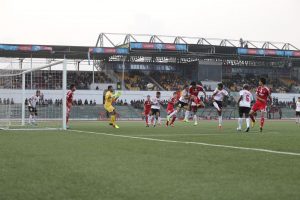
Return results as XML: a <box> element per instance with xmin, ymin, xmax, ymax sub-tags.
<box><xmin>1</xmin><ymin>33</ymin><xmax>300</xmax><ymax>66</ymax></box>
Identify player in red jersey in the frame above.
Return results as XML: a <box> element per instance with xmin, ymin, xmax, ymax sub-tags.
<box><xmin>66</xmin><ymin>84</ymin><xmax>76</xmax><ymax>129</ymax></box>
<box><xmin>144</xmin><ymin>95</ymin><xmax>152</xmax><ymax>127</ymax></box>
<box><xmin>249</xmin><ymin>78</ymin><xmax>272</xmax><ymax>132</ymax></box>
<box><xmin>191</xmin><ymin>95</ymin><xmax>203</xmax><ymax>126</ymax></box>
<box><xmin>166</xmin><ymin>92</ymin><xmax>178</xmax><ymax>127</ymax></box>
<box><xmin>183</xmin><ymin>81</ymin><xmax>206</xmax><ymax>122</ymax></box>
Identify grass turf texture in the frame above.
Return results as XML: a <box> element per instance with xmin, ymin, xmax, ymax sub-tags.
<box><xmin>0</xmin><ymin>120</ymin><xmax>299</xmax><ymax>200</ymax></box>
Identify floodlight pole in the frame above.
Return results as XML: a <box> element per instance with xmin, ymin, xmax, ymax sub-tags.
<box><xmin>122</xmin><ymin>57</ymin><xmax>126</xmax><ymax>90</ymax></box>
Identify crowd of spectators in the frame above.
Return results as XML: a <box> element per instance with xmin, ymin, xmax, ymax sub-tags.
<box><xmin>24</xmin><ymin>98</ymin><xmax>55</xmax><ymax>106</ymax></box>
<box><xmin>150</xmin><ymin>72</ymin><xmax>188</xmax><ymax>91</ymax></box>
<box><xmin>1</xmin><ymin>69</ymin><xmax>299</xmax><ymax>93</ymax></box>
<box><xmin>23</xmin><ymin>98</ymin><xmax>97</xmax><ymax>106</ymax></box>
<box><xmin>222</xmin><ymin>74</ymin><xmax>299</xmax><ymax>93</ymax></box>
<box><xmin>68</xmin><ymin>71</ymin><xmax>112</xmax><ymax>89</ymax></box>
<box><xmin>114</xmin><ymin>99</ymin><xmax>128</xmax><ymax>106</ymax></box>
<box><xmin>272</xmin><ymin>97</ymin><xmax>298</xmax><ymax>109</ymax></box>
<box><xmin>115</xmin><ymin>71</ymin><xmax>151</xmax><ymax>90</ymax></box>
<box><xmin>72</xmin><ymin>99</ymin><xmax>97</xmax><ymax>106</ymax></box>
<box><xmin>0</xmin><ymin>71</ymin><xmax>112</xmax><ymax>90</ymax></box>
<box><xmin>0</xmin><ymin>98</ymin><xmax>14</xmax><ymax>105</ymax></box>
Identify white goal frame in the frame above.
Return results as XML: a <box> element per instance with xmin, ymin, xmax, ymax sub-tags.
<box><xmin>0</xmin><ymin>59</ymin><xmax>67</xmax><ymax>130</ymax></box>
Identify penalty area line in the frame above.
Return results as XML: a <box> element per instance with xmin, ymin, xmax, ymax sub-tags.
<box><xmin>130</xmin><ymin>133</ymin><xmax>225</xmax><ymax>137</ymax></box>
<box><xmin>69</xmin><ymin>129</ymin><xmax>300</xmax><ymax>157</ymax></box>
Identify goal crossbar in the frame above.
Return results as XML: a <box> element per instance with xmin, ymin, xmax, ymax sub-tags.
<box><xmin>0</xmin><ymin>60</ymin><xmax>64</xmax><ymax>77</ymax></box>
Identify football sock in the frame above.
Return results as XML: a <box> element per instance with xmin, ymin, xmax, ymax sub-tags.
<box><xmin>66</xmin><ymin>114</ymin><xmax>69</xmax><ymax>124</ymax></box>
<box><xmin>158</xmin><ymin>117</ymin><xmax>161</xmax><ymax>124</ymax></box>
<box><xmin>246</xmin><ymin>118</ymin><xmax>250</xmax><ymax>128</ymax></box>
<box><xmin>171</xmin><ymin>116</ymin><xmax>176</xmax><ymax>124</ymax></box>
<box><xmin>193</xmin><ymin>114</ymin><xmax>197</xmax><ymax>123</ymax></box>
<box><xmin>111</xmin><ymin>115</ymin><xmax>116</xmax><ymax>125</ymax></box>
<box><xmin>145</xmin><ymin>115</ymin><xmax>149</xmax><ymax>124</ymax></box>
<box><xmin>238</xmin><ymin>118</ymin><xmax>243</xmax><ymax>129</ymax></box>
<box><xmin>218</xmin><ymin>116</ymin><xmax>222</xmax><ymax>126</ymax></box>
<box><xmin>260</xmin><ymin>116</ymin><xmax>265</xmax><ymax>128</ymax></box>
<box><xmin>184</xmin><ymin>111</ymin><xmax>190</xmax><ymax>120</ymax></box>
<box><xmin>29</xmin><ymin>114</ymin><xmax>32</xmax><ymax>123</ymax></box>
<box><xmin>250</xmin><ymin>114</ymin><xmax>255</xmax><ymax>122</ymax></box>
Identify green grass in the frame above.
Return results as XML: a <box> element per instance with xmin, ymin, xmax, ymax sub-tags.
<box><xmin>0</xmin><ymin>120</ymin><xmax>300</xmax><ymax>200</ymax></box>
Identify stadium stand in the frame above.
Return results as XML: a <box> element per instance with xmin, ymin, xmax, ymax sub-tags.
<box><xmin>0</xmin><ymin>70</ymin><xmax>113</xmax><ymax>90</ymax></box>
<box><xmin>222</xmin><ymin>74</ymin><xmax>300</xmax><ymax>93</ymax></box>
<box><xmin>149</xmin><ymin>71</ymin><xmax>188</xmax><ymax>91</ymax></box>
<box><xmin>1</xmin><ymin>66</ymin><xmax>299</xmax><ymax>93</ymax></box>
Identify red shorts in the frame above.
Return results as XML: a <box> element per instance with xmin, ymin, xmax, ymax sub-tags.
<box><xmin>167</xmin><ymin>109</ymin><xmax>175</xmax><ymax>115</ymax></box>
<box><xmin>144</xmin><ymin>110</ymin><xmax>151</xmax><ymax>115</ymax></box>
<box><xmin>191</xmin><ymin>97</ymin><xmax>201</xmax><ymax>106</ymax></box>
<box><xmin>252</xmin><ymin>101</ymin><xmax>267</xmax><ymax>112</ymax></box>
<box><xmin>191</xmin><ymin>106</ymin><xmax>198</xmax><ymax>112</ymax></box>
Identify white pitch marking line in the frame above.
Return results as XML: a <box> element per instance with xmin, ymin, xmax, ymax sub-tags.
<box><xmin>131</xmin><ymin>133</ymin><xmax>225</xmax><ymax>137</ymax></box>
<box><xmin>69</xmin><ymin>130</ymin><xmax>300</xmax><ymax>156</ymax></box>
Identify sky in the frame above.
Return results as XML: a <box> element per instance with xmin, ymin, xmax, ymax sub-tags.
<box><xmin>1</xmin><ymin>0</ymin><xmax>300</xmax><ymax>48</ymax></box>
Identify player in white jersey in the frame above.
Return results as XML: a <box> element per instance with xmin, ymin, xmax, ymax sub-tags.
<box><xmin>296</xmin><ymin>97</ymin><xmax>300</xmax><ymax>125</ymax></box>
<box><xmin>212</xmin><ymin>83</ymin><xmax>229</xmax><ymax>129</ymax></box>
<box><xmin>28</xmin><ymin>90</ymin><xmax>42</xmax><ymax>125</ymax></box>
<box><xmin>150</xmin><ymin>91</ymin><xmax>162</xmax><ymax>127</ymax></box>
<box><xmin>237</xmin><ymin>84</ymin><xmax>253</xmax><ymax>132</ymax></box>
<box><xmin>166</xmin><ymin>85</ymin><xmax>189</xmax><ymax>123</ymax></box>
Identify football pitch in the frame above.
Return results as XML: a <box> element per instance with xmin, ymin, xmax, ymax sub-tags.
<box><xmin>0</xmin><ymin>120</ymin><xmax>299</xmax><ymax>200</ymax></box>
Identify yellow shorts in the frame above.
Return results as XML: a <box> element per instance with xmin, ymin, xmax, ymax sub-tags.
<box><xmin>104</xmin><ymin>105</ymin><xmax>115</xmax><ymax>113</ymax></box>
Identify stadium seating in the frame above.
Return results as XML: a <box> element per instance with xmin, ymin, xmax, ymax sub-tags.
<box><xmin>114</xmin><ymin>71</ymin><xmax>155</xmax><ymax>90</ymax></box>
<box><xmin>149</xmin><ymin>72</ymin><xmax>188</xmax><ymax>91</ymax></box>
<box><xmin>1</xmin><ymin>68</ymin><xmax>299</xmax><ymax>92</ymax></box>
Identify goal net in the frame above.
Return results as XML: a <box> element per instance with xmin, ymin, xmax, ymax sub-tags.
<box><xmin>0</xmin><ymin>60</ymin><xmax>67</xmax><ymax>130</ymax></box>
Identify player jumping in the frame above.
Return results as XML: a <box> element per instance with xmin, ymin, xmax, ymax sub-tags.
<box><xmin>186</xmin><ymin>81</ymin><xmax>206</xmax><ymax>125</ymax></box>
<box><xmin>237</xmin><ymin>84</ymin><xmax>253</xmax><ymax>132</ymax></box>
<box><xmin>212</xmin><ymin>83</ymin><xmax>229</xmax><ymax>129</ymax></box>
<box><xmin>28</xmin><ymin>90</ymin><xmax>42</xmax><ymax>125</ymax></box>
<box><xmin>191</xmin><ymin>95</ymin><xmax>203</xmax><ymax>126</ymax></box>
<box><xmin>249</xmin><ymin>78</ymin><xmax>272</xmax><ymax>132</ymax></box>
<box><xmin>166</xmin><ymin>92</ymin><xmax>178</xmax><ymax>127</ymax></box>
<box><xmin>150</xmin><ymin>91</ymin><xmax>162</xmax><ymax>127</ymax></box>
<box><xmin>104</xmin><ymin>85</ymin><xmax>121</xmax><ymax>129</ymax></box>
<box><xmin>167</xmin><ymin>85</ymin><xmax>190</xmax><ymax>123</ymax></box>
<box><xmin>144</xmin><ymin>95</ymin><xmax>151</xmax><ymax>127</ymax></box>
<box><xmin>66</xmin><ymin>84</ymin><xmax>76</xmax><ymax>129</ymax></box>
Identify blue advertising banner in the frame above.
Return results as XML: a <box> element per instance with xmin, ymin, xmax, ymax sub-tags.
<box><xmin>89</xmin><ymin>47</ymin><xmax>129</xmax><ymax>55</ymax></box>
<box><xmin>130</xmin><ymin>42</ymin><xmax>188</xmax><ymax>52</ymax></box>
<box><xmin>0</xmin><ymin>44</ymin><xmax>52</xmax><ymax>52</ymax></box>
<box><xmin>237</xmin><ymin>48</ymin><xmax>300</xmax><ymax>57</ymax></box>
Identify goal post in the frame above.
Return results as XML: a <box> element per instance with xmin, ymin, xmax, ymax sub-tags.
<box><xmin>0</xmin><ymin>59</ymin><xmax>67</xmax><ymax>130</ymax></box>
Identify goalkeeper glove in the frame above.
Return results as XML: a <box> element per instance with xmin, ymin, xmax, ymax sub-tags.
<box><xmin>113</xmin><ymin>91</ymin><xmax>122</xmax><ymax>98</ymax></box>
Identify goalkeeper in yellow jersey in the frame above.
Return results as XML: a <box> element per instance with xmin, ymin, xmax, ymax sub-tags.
<box><xmin>104</xmin><ymin>85</ymin><xmax>121</xmax><ymax>128</ymax></box>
